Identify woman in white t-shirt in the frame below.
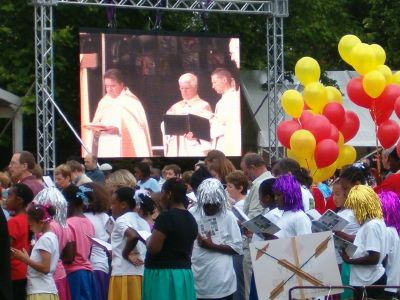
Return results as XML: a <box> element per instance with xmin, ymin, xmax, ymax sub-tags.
<box><xmin>11</xmin><ymin>204</ymin><xmax>60</xmax><ymax>300</ymax></box>
<box><xmin>378</xmin><ymin>191</ymin><xmax>400</xmax><ymax>298</ymax></box>
<box><xmin>190</xmin><ymin>178</ymin><xmax>243</xmax><ymax>300</ymax></box>
<box><xmin>82</xmin><ymin>183</ymin><xmax>111</xmax><ymax>300</ymax></box>
<box><xmin>340</xmin><ymin>185</ymin><xmax>387</xmax><ymax>300</ymax></box>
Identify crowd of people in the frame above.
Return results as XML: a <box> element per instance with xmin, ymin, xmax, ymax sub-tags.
<box><xmin>0</xmin><ymin>147</ymin><xmax>399</xmax><ymax>300</ymax></box>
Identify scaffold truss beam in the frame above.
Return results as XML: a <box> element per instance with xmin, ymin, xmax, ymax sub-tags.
<box><xmin>54</xmin><ymin>0</ymin><xmax>286</xmax><ymax>15</ymax></box>
<box><xmin>32</xmin><ymin>0</ymin><xmax>288</xmax><ymax>173</ymax></box>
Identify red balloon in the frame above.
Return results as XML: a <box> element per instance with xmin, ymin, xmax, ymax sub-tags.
<box><xmin>339</xmin><ymin>111</ymin><xmax>360</xmax><ymax>142</ymax></box>
<box><xmin>299</xmin><ymin>110</ymin><xmax>314</xmax><ymax>127</ymax></box>
<box><xmin>315</xmin><ymin>139</ymin><xmax>339</xmax><ymax>168</ymax></box>
<box><xmin>370</xmin><ymin>107</ymin><xmax>393</xmax><ymax>125</ymax></box>
<box><xmin>397</xmin><ymin>142</ymin><xmax>400</xmax><ymax>158</ymax></box>
<box><xmin>346</xmin><ymin>77</ymin><xmax>374</xmax><ymax>109</ymax></box>
<box><xmin>377</xmin><ymin>120</ymin><xmax>400</xmax><ymax>149</ymax></box>
<box><xmin>370</xmin><ymin>85</ymin><xmax>400</xmax><ymax>125</ymax></box>
<box><xmin>303</xmin><ymin>115</ymin><xmax>331</xmax><ymax>143</ymax></box>
<box><xmin>395</xmin><ymin>97</ymin><xmax>400</xmax><ymax>119</ymax></box>
<box><xmin>323</xmin><ymin>102</ymin><xmax>345</xmax><ymax>128</ymax></box>
<box><xmin>328</xmin><ymin>124</ymin><xmax>339</xmax><ymax>142</ymax></box>
<box><xmin>277</xmin><ymin>120</ymin><xmax>301</xmax><ymax>149</ymax></box>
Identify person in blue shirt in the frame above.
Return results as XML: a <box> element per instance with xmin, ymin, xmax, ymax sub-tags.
<box><xmin>135</xmin><ymin>162</ymin><xmax>161</xmax><ymax>193</ymax></box>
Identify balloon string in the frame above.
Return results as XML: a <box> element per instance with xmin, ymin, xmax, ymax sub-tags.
<box><xmin>372</xmin><ymin>101</ymin><xmax>381</xmax><ymax>179</ymax></box>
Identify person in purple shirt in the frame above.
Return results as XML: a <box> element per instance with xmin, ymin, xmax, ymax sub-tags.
<box><xmin>8</xmin><ymin>151</ymin><xmax>44</xmax><ymax>197</ymax></box>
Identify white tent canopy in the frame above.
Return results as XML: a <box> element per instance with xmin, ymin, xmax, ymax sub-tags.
<box><xmin>241</xmin><ymin>70</ymin><xmax>399</xmax><ymax>148</ymax></box>
<box><xmin>0</xmin><ymin>88</ymin><xmax>23</xmax><ymax>152</ymax></box>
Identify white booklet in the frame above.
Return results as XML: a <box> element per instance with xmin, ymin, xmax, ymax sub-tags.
<box><xmin>311</xmin><ymin>209</ymin><xmax>349</xmax><ymax>233</ymax></box>
<box><xmin>89</xmin><ymin>237</ymin><xmax>112</xmax><ymax>252</ymax></box>
<box><xmin>242</xmin><ymin>214</ymin><xmax>281</xmax><ymax>235</ymax></box>
<box><xmin>232</xmin><ymin>206</ymin><xmax>250</xmax><ymax>223</ymax></box>
<box><xmin>333</xmin><ymin>234</ymin><xmax>357</xmax><ymax>257</ymax></box>
<box><xmin>198</xmin><ymin>217</ymin><xmax>222</xmax><ymax>244</ymax></box>
<box><xmin>306</xmin><ymin>209</ymin><xmax>322</xmax><ymax>221</ymax></box>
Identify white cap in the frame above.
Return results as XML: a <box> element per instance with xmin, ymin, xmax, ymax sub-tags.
<box><xmin>99</xmin><ymin>163</ymin><xmax>113</xmax><ymax>171</ymax></box>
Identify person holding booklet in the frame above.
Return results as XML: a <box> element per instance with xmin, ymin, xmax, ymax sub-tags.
<box><xmin>225</xmin><ymin>170</ymin><xmax>249</xmax><ymax>300</ymax></box>
<box><xmin>34</xmin><ymin>188</ymin><xmax>71</xmax><ymax>300</ymax></box>
<box><xmin>330</xmin><ymin>179</ymin><xmax>360</xmax><ymax>300</ymax></box>
<box><xmin>332</xmin><ymin>179</ymin><xmax>360</xmax><ymax>243</ymax></box>
<box><xmin>161</xmin><ymin>73</ymin><xmax>213</xmax><ymax>157</ymax></box>
<box><xmin>108</xmin><ymin>187</ymin><xmax>149</xmax><ymax>300</ymax></box>
<box><xmin>190</xmin><ymin>178</ymin><xmax>243</xmax><ymax>300</ymax></box>
<box><xmin>11</xmin><ymin>204</ymin><xmax>60</xmax><ymax>300</ymax></box>
<box><xmin>248</xmin><ymin>178</ymin><xmax>279</xmax><ymax>300</ymax></box>
<box><xmin>340</xmin><ymin>185</ymin><xmax>388</xmax><ymax>300</ymax></box>
<box><xmin>270</xmin><ymin>174</ymin><xmax>312</xmax><ymax>239</ymax></box>
<box><xmin>142</xmin><ymin>178</ymin><xmax>198</xmax><ymax>300</ymax></box>
<box><xmin>378</xmin><ymin>191</ymin><xmax>400</xmax><ymax>298</ymax></box>
<box><xmin>82</xmin><ymin>183</ymin><xmax>111</xmax><ymax>300</ymax></box>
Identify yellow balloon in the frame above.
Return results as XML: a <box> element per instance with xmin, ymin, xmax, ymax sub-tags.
<box><xmin>303</xmin><ymin>82</ymin><xmax>328</xmax><ymax>113</ymax></box>
<box><xmin>295</xmin><ymin>57</ymin><xmax>321</xmax><ymax>86</ymax></box>
<box><xmin>281</xmin><ymin>90</ymin><xmax>304</xmax><ymax>118</ymax></box>
<box><xmin>288</xmin><ymin>148</ymin><xmax>317</xmax><ymax>171</ymax></box>
<box><xmin>370</xmin><ymin>44</ymin><xmax>386</xmax><ymax>65</ymax></box>
<box><xmin>338</xmin><ymin>35</ymin><xmax>362</xmax><ymax>65</ymax></box>
<box><xmin>392</xmin><ymin>71</ymin><xmax>400</xmax><ymax>85</ymax></box>
<box><xmin>305</xmin><ymin>157</ymin><xmax>318</xmax><ymax>173</ymax></box>
<box><xmin>338</xmin><ymin>132</ymin><xmax>345</xmax><ymax>148</ymax></box>
<box><xmin>312</xmin><ymin>161</ymin><xmax>337</xmax><ymax>183</ymax></box>
<box><xmin>350</xmin><ymin>43</ymin><xmax>377</xmax><ymax>75</ymax></box>
<box><xmin>289</xmin><ymin>129</ymin><xmax>316</xmax><ymax>159</ymax></box>
<box><xmin>326</xmin><ymin>86</ymin><xmax>343</xmax><ymax>104</ymax></box>
<box><xmin>362</xmin><ymin>70</ymin><xmax>386</xmax><ymax>98</ymax></box>
<box><xmin>287</xmin><ymin>149</ymin><xmax>311</xmax><ymax>169</ymax></box>
<box><xmin>377</xmin><ymin>65</ymin><xmax>392</xmax><ymax>84</ymax></box>
<box><xmin>337</xmin><ymin>145</ymin><xmax>357</xmax><ymax>169</ymax></box>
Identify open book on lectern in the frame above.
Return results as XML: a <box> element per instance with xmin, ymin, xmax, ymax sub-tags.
<box><xmin>163</xmin><ymin>114</ymin><xmax>211</xmax><ymax>141</ymax></box>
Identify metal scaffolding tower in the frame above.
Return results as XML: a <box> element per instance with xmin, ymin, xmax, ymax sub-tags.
<box><xmin>34</xmin><ymin>1</ymin><xmax>56</xmax><ymax>175</ymax></box>
<box><xmin>32</xmin><ymin>0</ymin><xmax>288</xmax><ymax>173</ymax></box>
<box><xmin>266</xmin><ymin>0</ymin><xmax>287</xmax><ymax>163</ymax></box>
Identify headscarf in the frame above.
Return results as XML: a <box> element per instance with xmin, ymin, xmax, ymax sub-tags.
<box><xmin>33</xmin><ymin>187</ymin><xmax>68</xmax><ymax>227</ymax></box>
<box><xmin>196</xmin><ymin>178</ymin><xmax>228</xmax><ymax>216</ymax></box>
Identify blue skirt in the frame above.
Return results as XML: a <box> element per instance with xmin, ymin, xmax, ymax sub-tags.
<box><xmin>67</xmin><ymin>270</ymin><xmax>99</xmax><ymax>300</ymax></box>
<box><xmin>142</xmin><ymin>268</ymin><xmax>196</xmax><ymax>300</ymax></box>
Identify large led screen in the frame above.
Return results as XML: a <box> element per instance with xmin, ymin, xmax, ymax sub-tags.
<box><xmin>80</xmin><ymin>30</ymin><xmax>241</xmax><ymax>158</ymax></box>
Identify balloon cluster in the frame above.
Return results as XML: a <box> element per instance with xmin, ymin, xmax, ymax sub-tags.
<box><xmin>278</xmin><ymin>57</ymin><xmax>358</xmax><ymax>183</ymax></box>
<box><xmin>339</xmin><ymin>35</ymin><xmax>400</xmax><ymax>150</ymax></box>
